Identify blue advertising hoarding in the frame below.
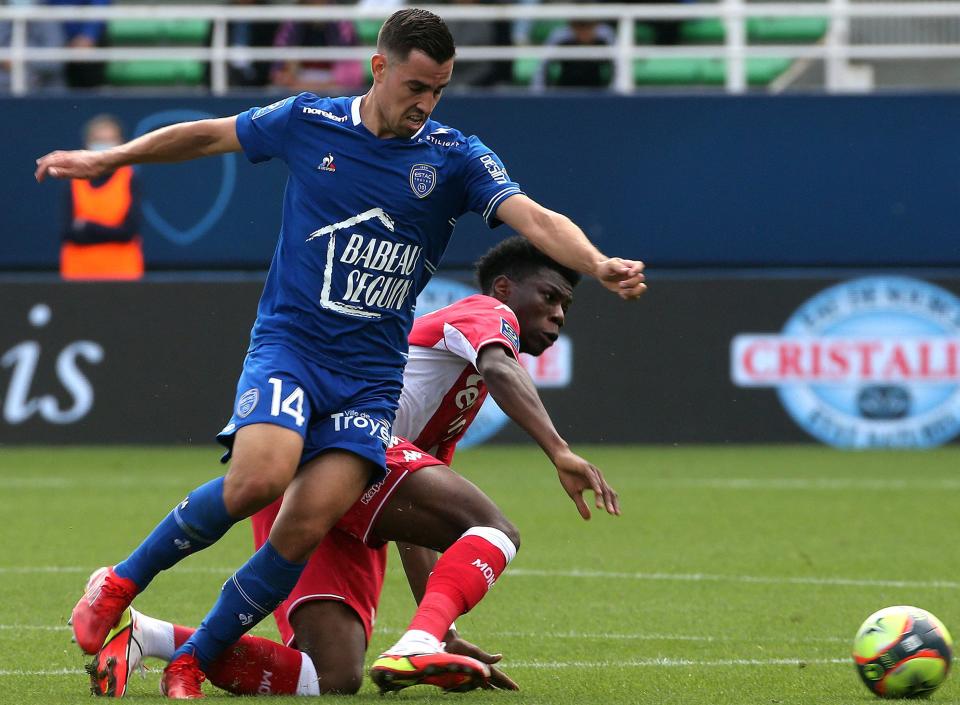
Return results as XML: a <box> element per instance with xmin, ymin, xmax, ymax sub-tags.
<box><xmin>5</xmin><ymin>93</ymin><xmax>960</xmax><ymax>271</ymax></box>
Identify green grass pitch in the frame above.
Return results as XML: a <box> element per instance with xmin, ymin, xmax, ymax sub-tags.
<box><xmin>2</xmin><ymin>445</ymin><xmax>959</xmax><ymax>703</ymax></box>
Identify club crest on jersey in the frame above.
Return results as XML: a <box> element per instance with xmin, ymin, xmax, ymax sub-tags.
<box><xmin>318</xmin><ymin>153</ymin><xmax>337</xmax><ymax>172</ymax></box>
<box><xmin>237</xmin><ymin>388</ymin><xmax>259</xmax><ymax>418</ymax></box>
<box><xmin>409</xmin><ymin>164</ymin><xmax>437</xmax><ymax>199</ymax></box>
<box><xmin>500</xmin><ymin>318</ymin><xmax>520</xmax><ymax>352</ymax></box>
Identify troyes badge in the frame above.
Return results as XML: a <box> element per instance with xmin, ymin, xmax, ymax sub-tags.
<box><xmin>409</xmin><ymin>164</ymin><xmax>437</xmax><ymax>199</ymax></box>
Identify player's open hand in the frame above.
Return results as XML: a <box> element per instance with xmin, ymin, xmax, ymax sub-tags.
<box><xmin>553</xmin><ymin>448</ymin><xmax>620</xmax><ymax>520</ymax></box>
<box><xmin>595</xmin><ymin>257</ymin><xmax>647</xmax><ymax>300</ymax></box>
<box><xmin>35</xmin><ymin>150</ymin><xmax>112</xmax><ymax>183</ymax></box>
<box><xmin>444</xmin><ymin>630</ymin><xmax>520</xmax><ymax>691</ymax></box>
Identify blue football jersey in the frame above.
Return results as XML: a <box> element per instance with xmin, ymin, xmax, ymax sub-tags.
<box><xmin>235</xmin><ymin>93</ymin><xmax>523</xmax><ymax>382</ymax></box>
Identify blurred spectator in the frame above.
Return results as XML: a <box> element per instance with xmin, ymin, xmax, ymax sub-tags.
<box><xmin>532</xmin><ymin>19</ymin><xmax>614</xmax><ymax>90</ymax></box>
<box><xmin>270</xmin><ymin>0</ymin><xmax>364</xmax><ymax>95</ymax></box>
<box><xmin>228</xmin><ymin>0</ymin><xmax>279</xmax><ymax>88</ymax></box>
<box><xmin>47</xmin><ymin>0</ymin><xmax>109</xmax><ymax>88</ymax></box>
<box><xmin>443</xmin><ymin>0</ymin><xmax>511</xmax><ymax>89</ymax></box>
<box><xmin>61</xmin><ymin>114</ymin><xmax>144</xmax><ymax>281</ymax></box>
<box><xmin>0</xmin><ymin>0</ymin><xmax>65</xmax><ymax>93</ymax></box>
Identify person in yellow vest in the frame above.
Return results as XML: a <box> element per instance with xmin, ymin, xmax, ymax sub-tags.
<box><xmin>61</xmin><ymin>115</ymin><xmax>143</xmax><ymax>280</ymax></box>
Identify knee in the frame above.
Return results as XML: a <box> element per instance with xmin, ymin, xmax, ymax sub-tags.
<box><xmin>498</xmin><ymin>520</ymin><xmax>521</xmax><ymax>553</ymax></box>
<box><xmin>303</xmin><ymin>648</ymin><xmax>363</xmax><ymax>695</ymax></box>
<box><xmin>471</xmin><ymin>521</ymin><xmax>520</xmax><ymax>554</ymax></box>
<box><xmin>222</xmin><ymin>467</ymin><xmax>289</xmax><ymax>516</ymax></box>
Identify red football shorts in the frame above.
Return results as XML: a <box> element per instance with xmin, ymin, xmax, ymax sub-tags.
<box><xmin>250</xmin><ymin>437</ymin><xmax>443</xmax><ymax>646</ymax></box>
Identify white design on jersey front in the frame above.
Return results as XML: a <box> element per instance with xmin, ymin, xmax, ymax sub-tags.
<box><xmin>307</xmin><ymin>208</ymin><xmax>407</xmax><ymax>320</ymax></box>
<box><xmin>306</xmin><ymin>207</ymin><xmax>395</xmax><ymax>242</ymax></box>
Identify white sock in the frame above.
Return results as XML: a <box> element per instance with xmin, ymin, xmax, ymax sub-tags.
<box><xmin>132</xmin><ymin>608</ymin><xmax>176</xmax><ymax>661</ymax></box>
<box><xmin>297</xmin><ymin>651</ymin><xmax>320</xmax><ymax>696</ymax></box>
<box><xmin>385</xmin><ymin>629</ymin><xmax>443</xmax><ymax>656</ymax></box>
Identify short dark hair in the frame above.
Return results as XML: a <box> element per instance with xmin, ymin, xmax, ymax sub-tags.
<box><xmin>377</xmin><ymin>8</ymin><xmax>456</xmax><ymax>64</ymax></box>
<box><xmin>475</xmin><ymin>236</ymin><xmax>582</xmax><ymax>294</ymax></box>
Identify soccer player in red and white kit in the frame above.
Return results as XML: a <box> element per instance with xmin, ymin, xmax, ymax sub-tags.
<box><xmin>87</xmin><ymin>237</ymin><xmax>619</xmax><ymax>697</ymax></box>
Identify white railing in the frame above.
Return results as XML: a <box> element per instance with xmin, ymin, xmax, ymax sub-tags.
<box><xmin>2</xmin><ymin>3</ymin><xmax>960</xmax><ymax>96</ymax></box>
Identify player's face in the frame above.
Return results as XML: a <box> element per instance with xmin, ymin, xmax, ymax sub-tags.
<box><xmin>508</xmin><ymin>269</ymin><xmax>574</xmax><ymax>356</ymax></box>
<box><xmin>373</xmin><ymin>49</ymin><xmax>453</xmax><ymax>138</ymax></box>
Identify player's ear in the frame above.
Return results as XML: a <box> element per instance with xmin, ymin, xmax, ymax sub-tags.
<box><xmin>491</xmin><ymin>275</ymin><xmax>512</xmax><ymax>302</ymax></box>
<box><xmin>371</xmin><ymin>54</ymin><xmax>387</xmax><ymax>83</ymax></box>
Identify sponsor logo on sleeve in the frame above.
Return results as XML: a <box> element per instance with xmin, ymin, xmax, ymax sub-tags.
<box><xmin>409</xmin><ymin>164</ymin><xmax>437</xmax><ymax>198</ymax></box>
<box><xmin>731</xmin><ymin>276</ymin><xmax>960</xmax><ymax>448</ymax></box>
<box><xmin>480</xmin><ymin>154</ymin><xmax>509</xmax><ymax>185</ymax></box>
<box><xmin>500</xmin><ymin>317</ymin><xmax>520</xmax><ymax>353</ymax></box>
<box><xmin>252</xmin><ymin>97</ymin><xmax>290</xmax><ymax>120</ymax></box>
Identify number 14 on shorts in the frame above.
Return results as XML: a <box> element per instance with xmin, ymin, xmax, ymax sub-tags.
<box><xmin>268</xmin><ymin>378</ymin><xmax>305</xmax><ymax>427</ymax></box>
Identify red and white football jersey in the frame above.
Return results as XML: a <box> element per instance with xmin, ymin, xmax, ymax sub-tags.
<box><xmin>395</xmin><ymin>294</ymin><xmax>521</xmax><ymax>465</ymax></box>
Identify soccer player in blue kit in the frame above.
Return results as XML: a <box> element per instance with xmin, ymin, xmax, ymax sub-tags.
<box><xmin>35</xmin><ymin>8</ymin><xmax>646</xmax><ymax>699</ymax></box>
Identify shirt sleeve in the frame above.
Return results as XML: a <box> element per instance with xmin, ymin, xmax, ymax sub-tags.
<box><xmin>442</xmin><ymin>300</ymin><xmax>522</xmax><ymax>368</ymax></box>
<box><xmin>234</xmin><ymin>95</ymin><xmax>298</xmax><ymax>164</ymax></box>
<box><xmin>461</xmin><ymin>135</ymin><xmax>524</xmax><ymax>229</ymax></box>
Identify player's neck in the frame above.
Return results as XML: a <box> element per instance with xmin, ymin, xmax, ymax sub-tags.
<box><xmin>358</xmin><ymin>91</ymin><xmax>400</xmax><ymax>140</ymax></box>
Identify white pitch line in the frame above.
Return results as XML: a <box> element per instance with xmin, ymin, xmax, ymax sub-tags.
<box><xmin>0</xmin><ymin>659</ymin><xmax>852</xmax><ymax>677</ymax></box>
<box><xmin>0</xmin><ymin>668</ymin><xmax>85</xmax><ymax>676</ymax></box>
<box><xmin>4</xmin><ymin>476</ymin><xmax>960</xmax><ymax>491</ymax></box>
<box><xmin>0</xmin><ymin>623</ymin><xmax>850</xmax><ymax>645</ymax></box>
<box><xmin>508</xmin><ymin>657</ymin><xmax>850</xmax><ymax>669</ymax></box>
<box><xmin>2</xmin><ymin>565</ymin><xmax>957</xmax><ymax>590</ymax></box>
<box><xmin>507</xmin><ymin>568</ymin><xmax>960</xmax><ymax>590</ymax></box>
<box><xmin>647</xmin><ymin>478</ymin><xmax>960</xmax><ymax>491</ymax></box>
<box><xmin>0</xmin><ymin>476</ymin><xmax>191</xmax><ymax>489</ymax></box>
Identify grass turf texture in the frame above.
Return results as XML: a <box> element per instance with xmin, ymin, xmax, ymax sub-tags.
<box><xmin>1</xmin><ymin>445</ymin><xmax>958</xmax><ymax>704</ymax></box>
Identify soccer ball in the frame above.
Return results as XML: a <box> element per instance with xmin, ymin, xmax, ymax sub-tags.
<box><xmin>853</xmin><ymin>605</ymin><xmax>953</xmax><ymax>698</ymax></box>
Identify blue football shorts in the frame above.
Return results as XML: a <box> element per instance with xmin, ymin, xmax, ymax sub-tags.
<box><xmin>216</xmin><ymin>343</ymin><xmax>402</xmax><ymax>482</ymax></box>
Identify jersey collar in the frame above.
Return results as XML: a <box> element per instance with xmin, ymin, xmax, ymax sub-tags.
<box><xmin>350</xmin><ymin>95</ymin><xmax>428</xmax><ymax>141</ymax></box>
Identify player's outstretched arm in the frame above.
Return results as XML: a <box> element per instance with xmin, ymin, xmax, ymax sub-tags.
<box><xmin>35</xmin><ymin>116</ymin><xmax>242</xmax><ymax>182</ymax></box>
<box><xmin>477</xmin><ymin>345</ymin><xmax>620</xmax><ymax>519</ymax></box>
<box><xmin>495</xmin><ymin>194</ymin><xmax>647</xmax><ymax>301</ymax></box>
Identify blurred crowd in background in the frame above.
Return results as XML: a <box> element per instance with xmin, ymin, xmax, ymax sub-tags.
<box><xmin>0</xmin><ymin>0</ymin><xmax>685</xmax><ymax>93</ymax></box>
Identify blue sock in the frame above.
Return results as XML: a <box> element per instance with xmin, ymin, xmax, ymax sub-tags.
<box><xmin>114</xmin><ymin>477</ymin><xmax>234</xmax><ymax>590</ymax></box>
<box><xmin>173</xmin><ymin>540</ymin><xmax>306</xmax><ymax>669</ymax></box>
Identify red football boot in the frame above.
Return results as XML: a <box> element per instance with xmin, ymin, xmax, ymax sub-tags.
<box><xmin>71</xmin><ymin>567</ymin><xmax>139</xmax><ymax>655</ymax></box>
<box><xmin>160</xmin><ymin>652</ymin><xmax>206</xmax><ymax>699</ymax></box>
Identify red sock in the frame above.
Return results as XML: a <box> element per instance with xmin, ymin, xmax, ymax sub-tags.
<box><xmin>172</xmin><ymin>624</ymin><xmax>302</xmax><ymax>695</ymax></box>
<box><xmin>408</xmin><ymin>534</ymin><xmax>509</xmax><ymax>641</ymax></box>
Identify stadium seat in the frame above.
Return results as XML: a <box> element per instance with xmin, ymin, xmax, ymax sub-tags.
<box><xmin>355</xmin><ymin>19</ymin><xmax>382</xmax><ymax>47</ymax></box>
<box><xmin>680</xmin><ymin>17</ymin><xmax>828</xmax><ymax>44</ymax></box>
<box><xmin>106</xmin><ymin>19</ymin><xmax>210</xmax><ymax>88</ymax></box>
<box><xmin>513</xmin><ymin>56</ymin><xmax>791</xmax><ymax>87</ymax></box>
<box><xmin>105</xmin><ymin>60</ymin><xmax>206</xmax><ymax>86</ymax></box>
<box><xmin>107</xmin><ymin>20</ymin><xmax>210</xmax><ymax>46</ymax></box>
<box><xmin>634</xmin><ymin>57</ymin><xmax>793</xmax><ymax>85</ymax></box>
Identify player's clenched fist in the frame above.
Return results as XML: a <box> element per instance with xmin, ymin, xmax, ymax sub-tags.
<box><xmin>35</xmin><ymin>149</ymin><xmax>113</xmax><ymax>182</ymax></box>
<box><xmin>595</xmin><ymin>257</ymin><xmax>647</xmax><ymax>300</ymax></box>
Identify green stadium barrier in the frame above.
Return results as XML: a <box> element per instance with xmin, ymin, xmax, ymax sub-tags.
<box><xmin>106</xmin><ymin>20</ymin><xmax>209</xmax><ymax>87</ymax></box>
<box><xmin>107</xmin><ymin>19</ymin><xmax>210</xmax><ymax>46</ymax></box>
<box><xmin>634</xmin><ymin>57</ymin><xmax>792</xmax><ymax>85</ymax></box>
<box><xmin>356</xmin><ymin>19</ymin><xmax>382</xmax><ymax>46</ymax></box>
<box><xmin>680</xmin><ymin>17</ymin><xmax>828</xmax><ymax>44</ymax></box>
<box><xmin>105</xmin><ymin>60</ymin><xmax>206</xmax><ymax>86</ymax></box>
<box><xmin>514</xmin><ymin>56</ymin><xmax>792</xmax><ymax>86</ymax></box>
